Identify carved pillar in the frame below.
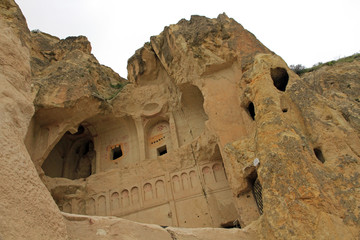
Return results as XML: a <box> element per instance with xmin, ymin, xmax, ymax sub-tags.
<box><xmin>95</xmin><ymin>136</ymin><xmax>102</xmax><ymax>173</ymax></box>
<box><xmin>169</xmin><ymin>112</ymin><xmax>179</xmax><ymax>149</ymax></box>
<box><xmin>134</xmin><ymin>117</ymin><xmax>146</xmax><ymax>160</ymax></box>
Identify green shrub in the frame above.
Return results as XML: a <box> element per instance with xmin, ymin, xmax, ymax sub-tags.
<box><xmin>289</xmin><ymin>64</ymin><xmax>306</xmax><ymax>75</ymax></box>
<box><xmin>292</xmin><ymin>53</ymin><xmax>360</xmax><ymax>76</ymax></box>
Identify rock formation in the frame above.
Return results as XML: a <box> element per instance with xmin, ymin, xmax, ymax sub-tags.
<box><xmin>0</xmin><ymin>0</ymin><xmax>359</xmax><ymax>239</ymax></box>
<box><xmin>0</xmin><ymin>1</ymin><xmax>68</xmax><ymax>239</ymax></box>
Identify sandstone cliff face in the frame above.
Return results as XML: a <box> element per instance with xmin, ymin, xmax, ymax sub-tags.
<box><xmin>1</xmin><ymin>1</ymin><xmax>359</xmax><ymax>240</ymax></box>
<box><xmin>128</xmin><ymin>14</ymin><xmax>270</xmax><ymax>84</ymax></box>
<box><xmin>225</xmin><ymin>54</ymin><xmax>360</xmax><ymax>239</ymax></box>
<box><xmin>124</xmin><ymin>15</ymin><xmax>360</xmax><ymax>239</ymax></box>
<box><xmin>31</xmin><ymin>32</ymin><xmax>126</xmax><ymax>108</ymax></box>
<box><xmin>0</xmin><ymin>1</ymin><xmax>68</xmax><ymax>239</ymax></box>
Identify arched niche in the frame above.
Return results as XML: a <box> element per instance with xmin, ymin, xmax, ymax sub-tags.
<box><xmin>41</xmin><ymin>125</ymin><xmax>96</xmax><ymax>180</ymax></box>
<box><xmin>175</xmin><ymin>84</ymin><xmax>208</xmax><ymax>146</ymax></box>
<box><xmin>110</xmin><ymin>192</ymin><xmax>120</xmax><ymax>213</ymax></box>
<box><xmin>96</xmin><ymin>116</ymin><xmax>139</xmax><ymax>171</ymax></box>
<box><xmin>131</xmin><ymin>187</ymin><xmax>140</xmax><ymax>205</ymax></box>
<box><xmin>145</xmin><ymin>118</ymin><xmax>172</xmax><ymax>159</ymax></box>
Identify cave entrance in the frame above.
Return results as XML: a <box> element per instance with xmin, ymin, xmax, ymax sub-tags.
<box><xmin>247</xmin><ymin>102</ymin><xmax>255</xmax><ymax>120</ymax></box>
<box><xmin>41</xmin><ymin>125</ymin><xmax>96</xmax><ymax>180</ymax></box>
<box><xmin>314</xmin><ymin>147</ymin><xmax>325</xmax><ymax>163</ymax></box>
<box><xmin>271</xmin><ymin>67</ymin><xmax>289</xmax><ymax>92</ymax></box>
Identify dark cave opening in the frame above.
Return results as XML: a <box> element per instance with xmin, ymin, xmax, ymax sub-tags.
<box><xmin>271</xmin><ymin>67</ymin><xmax>289</xmax><ymax>92</ymax></box>
<box><xmin>314</xmin><ymin>148</ymin><xmax>325</xmax><ymax>163</ymax></box>
<box><xmin>247</xmin><ymin>102</ymin><xmax>255</xmax><ymax>120</ymax></box>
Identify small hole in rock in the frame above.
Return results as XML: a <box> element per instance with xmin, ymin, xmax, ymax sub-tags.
<box><xmin>282</xmin><ymin>108</ymin><xmax>288</xmax><ymax>113</ymax></box>
<box><xmin>247</xmin><ymin>102</ymin><xmax>255</xmax><ymax>120</ymax></box>
<box><xmin>314</xmin><ymin>148</ymin><xmax>325</xmax><ymax>163</ymax></box>
<box><xmin>271</xmin><ymin>67</ymin><xmax>289</xmax><ymax>92</ymax></box>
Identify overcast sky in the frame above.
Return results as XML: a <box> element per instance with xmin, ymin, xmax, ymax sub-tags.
<box><xmin>16</xmin><ymin>0</ymin><xmax>360</xmax><ymax>78</ymax></box>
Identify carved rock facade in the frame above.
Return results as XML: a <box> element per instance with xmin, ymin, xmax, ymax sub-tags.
<box><xmin>1</xmin><ymin>1</ymin><xmax>359</xmax><ymax>239</ymax></box>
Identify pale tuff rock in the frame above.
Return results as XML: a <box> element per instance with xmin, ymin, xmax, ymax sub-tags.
<box><xmin>63</xmin><ymin>213</ymin><xmax>257</xmax><ymax>240</ymax></box>
<box><xmin>0</xmin><ymin>1</ymin><xmax>359</xmax><ymax>240</ymax></box>
<box><xmin>0</xmin><ymin>1</ymin><xmax>68</xmax><ymax>239</ymax></box>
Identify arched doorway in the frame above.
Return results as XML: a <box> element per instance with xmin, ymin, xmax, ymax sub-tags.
<box><xmin>41</xmin><ymin>125</ymin><xmax>95</xmax><ymax>179</ymax></box>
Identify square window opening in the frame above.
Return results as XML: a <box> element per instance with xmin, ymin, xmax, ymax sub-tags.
<box><xmin>112</xmin><ymin>146</ymin><xmax>123</xmax><ymax>160</ymax></box>
<box><xmin>157</xmin><ymin>145</ymin><xmax>167</xmax><ymax>156</ymax></box>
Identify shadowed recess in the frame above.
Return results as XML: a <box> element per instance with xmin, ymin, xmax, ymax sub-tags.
<box><xmin>314</xmin><ymin>148</ymin><xmax>325</xmax><ymax>163</ymax></box>
<box><xmin>271</xmin><ymin>67</ymin><xmax>289</xmax><ymax>92</ymax></box>
<box><xmin>247</xmin><ymin>102</ymin><xmax>255</xmax><ymax>120</ymax></box>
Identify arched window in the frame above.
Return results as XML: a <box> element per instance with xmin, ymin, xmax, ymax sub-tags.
<box><xmin>146</xmin><ymin>120</ymin><xmax>172</xmax><ymax>158</ymax></box>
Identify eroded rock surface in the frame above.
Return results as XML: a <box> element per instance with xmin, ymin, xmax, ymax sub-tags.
<box><xmin>26</xmin><ymin>29</ymin><xmax>126</xmax><ymax>172</ymax></box>
<box><xmin>63</xmin><ymin>212</ymin><xmax>257</xmax><ymax>240</ymax></box>
<box><xmin>225</xmin><ymin>54</ymin><xmax>360</xmax><ymax>239</ymax></box>
<box><xmin>0</xmin><ymin>1</ymin><xmax>68</xmax><ymax>239</ymax></box>
<box><xmin>31</xmin><ymin>32</ymin><xmax>126</xmax><ymax>108</ymax></box>
<box><xmin>1</xmin><ymin>1</ymin><xmax>359</xmax><ymax>239</ymax></box>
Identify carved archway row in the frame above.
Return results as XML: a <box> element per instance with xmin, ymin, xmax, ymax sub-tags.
<box><xmin>61</xmin><ymin>176</ymin><xmax>167</xmax><ymax>216</ymax></box>
<box><xmin>61</xmin><ymin>161</ymin><xmax>229</xmax><ymax>216</ymax></box>
<box><xmin>94</xmin><ymin>179</ymin><xmax>167</xmax><ymax>216</ymax></box>
<box><xmin>171</xmin><ymin>162</ymin><xmax>229</xmax><ymax>199</ymax></box>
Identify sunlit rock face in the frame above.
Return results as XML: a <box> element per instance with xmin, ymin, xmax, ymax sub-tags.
<box><xmin>1</xmin><ymin>1</ymin><xmax>360</xmax><ymax>239</ymax></box>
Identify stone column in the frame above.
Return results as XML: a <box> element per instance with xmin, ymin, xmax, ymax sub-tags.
<box><xmin>169</xmin><ymin>112</ymin><xmax>179</xmax><ymax>149</ymax></box>
<box><xmin>134</xmin><ymin>117</ymin><xmax>146</xmax><ymax>160</ymax></box>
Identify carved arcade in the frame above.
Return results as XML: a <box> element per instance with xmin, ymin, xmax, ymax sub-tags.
<box><xmin>61</xmin><ymin>160</ymin><xmax>237</xmax><ymax>227</ymax></box>
<box><xmin>42</xmin><ymin>84</ymin><xmax>243</xmax><ymax>227</ymax></box>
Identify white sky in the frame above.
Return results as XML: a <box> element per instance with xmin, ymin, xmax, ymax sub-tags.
<box><xmin>16</xmin><ymin>0</ymin><xmax>360</xmax><ymax>78</ymax></box>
